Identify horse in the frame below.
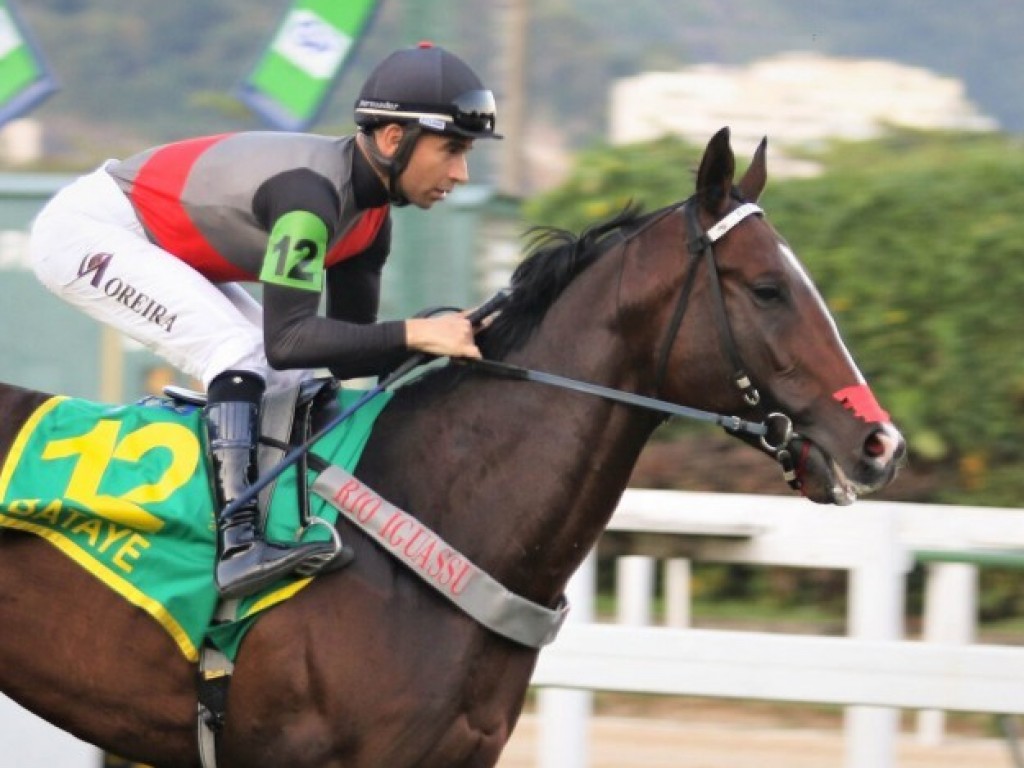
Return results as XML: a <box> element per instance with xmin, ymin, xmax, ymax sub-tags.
<box><xmin>0</xmin><ymin>127</ymin><xmax>904</xmax><ymax>768</ymax></box>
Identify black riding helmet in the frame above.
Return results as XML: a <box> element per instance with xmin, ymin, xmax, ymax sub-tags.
<box><xmin>354</xmin><ymin>42</ymin><xmax>501</xmax><ymax>204</ymax></box>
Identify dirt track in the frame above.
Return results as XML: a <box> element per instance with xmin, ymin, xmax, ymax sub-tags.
<box><xmin>497</xmin><ymin>713</ymin><xmax>1014</xmax><ymax>768</ymax></box>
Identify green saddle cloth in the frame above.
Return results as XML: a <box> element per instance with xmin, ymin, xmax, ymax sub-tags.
<box><xmin>0</xmin><ymin>388</ymin><xmax>391</xmax><ymax>662</ymax></box>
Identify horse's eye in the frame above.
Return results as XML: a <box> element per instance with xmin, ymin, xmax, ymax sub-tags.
<box><xmin>752</xmin><ymin>283</ymin><xmax>784</xmax><ymax>303</ymax></box>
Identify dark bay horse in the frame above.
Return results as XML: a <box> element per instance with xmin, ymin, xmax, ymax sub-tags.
<box><xmin>0</xmin><ymin>128</ymin><xmax>904</xmax><ymax>767</ymax></box>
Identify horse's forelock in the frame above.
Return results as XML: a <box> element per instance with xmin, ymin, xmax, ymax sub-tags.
<box><xmin>479</xmin><ymin>204</ymin><xmax>646</xmax><ymax>360</ymax></box>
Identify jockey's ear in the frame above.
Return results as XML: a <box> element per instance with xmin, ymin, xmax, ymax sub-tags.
<box><xmin>371</xmin><ymin>123</ymin><xmax>406</xmax><ymax>160</ymax></box>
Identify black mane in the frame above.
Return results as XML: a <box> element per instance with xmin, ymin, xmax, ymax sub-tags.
<box><xmin>478</xmin><ymin>203</ymin><xmax>648</xmax><ymax>360</ymax></box>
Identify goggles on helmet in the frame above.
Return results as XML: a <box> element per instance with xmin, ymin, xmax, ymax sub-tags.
<box><xmin>448</xmin><ymin>90</ymin><xmax>497</xmax><ymax>134</ymax></box>
<box><xmin>355</xmin><ymin>89</ymin><xmax>500</xmax><ymax>138</ymax></box>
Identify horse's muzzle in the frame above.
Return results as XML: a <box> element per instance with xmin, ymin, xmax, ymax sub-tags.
<box><xmin>793</xmin><ymin>423</ymin><xmax>906</xmax><ymax>505</ymax></box>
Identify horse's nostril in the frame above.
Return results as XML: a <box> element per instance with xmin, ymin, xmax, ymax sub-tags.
<box><xmin>864</xmin><ymin>431</ymin><xmax>886</xmax><ymax>459</ymax></box>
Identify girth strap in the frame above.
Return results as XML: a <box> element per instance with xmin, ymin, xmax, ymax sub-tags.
<box><xmin>196</xmin><ymin>642</ymin><xmax>233</xmax><ymax>768</ymax></box>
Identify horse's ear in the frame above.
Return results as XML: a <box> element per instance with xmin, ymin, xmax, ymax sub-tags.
<box><xmin>737</xmin><ymin>137</ymin><xmax>768</xmax><ymax>203</ymax></box>
<box><xmin>695</xmin><ymin>127</ymin><xmax>735</xmax><ymax>217</ymax></box>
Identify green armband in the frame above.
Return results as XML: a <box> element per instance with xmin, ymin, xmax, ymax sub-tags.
<box><xmin>260</xmin><ymin>210</ymin><xmax>329</xmax><ymax>292</ymax></box>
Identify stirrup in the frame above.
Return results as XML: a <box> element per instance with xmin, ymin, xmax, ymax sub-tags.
<box><xmin>293</xmin><ymin>516</ymin><xmax>353</xmax><ymax>577</ymax></box>
<box><xmin>215</xmin><ymin>537</ymin><xmax>340</xmax><ymax>599</ymax></box>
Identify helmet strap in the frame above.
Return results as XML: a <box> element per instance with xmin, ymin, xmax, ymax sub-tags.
<box><xmin>358</xmin><ymin>124</ymin><xmax>423</xmax><ymax>207</ymax></box>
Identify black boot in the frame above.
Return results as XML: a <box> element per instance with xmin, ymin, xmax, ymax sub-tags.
<box><xmin>205</xmin><ymin>371</ymin><xmax>346</xmax><ymax>599</ymax></box>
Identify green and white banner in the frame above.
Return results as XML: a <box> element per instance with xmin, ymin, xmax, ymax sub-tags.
<box><xmin>238</xmin><ymin>0</ymin><xmax>381</xmax><ymax>131</ymax></box>
<box><xmin>0</xmin><ymin>0</ymin><xmax>57</xmax><ymax>127</ymax></box>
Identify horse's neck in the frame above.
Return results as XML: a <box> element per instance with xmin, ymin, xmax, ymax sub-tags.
<box><xmin>363</xmin><ymin>266</ymin><xmax>657</xmax><ymax>606</ymax></box>
<box><xmin>490</xmin><ymin>378</ymin><xmax>653</xmax><ymax>599</ymax></box>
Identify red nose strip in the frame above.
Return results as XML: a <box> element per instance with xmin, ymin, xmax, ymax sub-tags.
<box><xmin>833</xmin><ymin>384</ymin><xmax>890</xmax><ymax>424</ymax></box>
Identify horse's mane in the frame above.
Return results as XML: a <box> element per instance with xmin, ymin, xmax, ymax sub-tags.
<box><xmin>388</xmin><ymin>202</ymin><xmax>653</xmax><ymax>402</ymax></box>
<box><xmin>477</xmin><ymin>202</ymin><xmax>647</xmax><ymax>360</ymax></box>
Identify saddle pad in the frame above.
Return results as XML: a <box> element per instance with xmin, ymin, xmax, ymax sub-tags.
<box><xmin>0</xmin><ymin>389</ymin><xmax>391</xmax><ymax>662</ymax></box>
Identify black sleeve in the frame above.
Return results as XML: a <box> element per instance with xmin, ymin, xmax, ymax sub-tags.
<box><xmin>262</xmin><ymin>284</ymin><xmax>407</xmax><ymax>379</ymax></box>
<box><xmin>262</xmin><ymin>217</ymin><xmax>409</xmax><ymax>380</ymax></box>
<box><xmin>324</xmin><ymin>217</ymin><xmax>390</xmax><ymax>319</ymax></box>
<box><xmin>321</xmin><ymin>218</ymin><xmax>412</xmax><ymax>377</ymax></box>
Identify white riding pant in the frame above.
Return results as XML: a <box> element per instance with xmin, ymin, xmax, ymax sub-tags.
<box><xmin>29</xmin><ymin>164</ymin><xmax>312</xmax><ymax>393</ymax></box>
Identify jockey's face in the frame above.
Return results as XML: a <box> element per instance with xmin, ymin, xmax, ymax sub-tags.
<box><xmin>397</xmin><ymin>131</ymin><xmax>473</xmax><ymax>209</ymax></box>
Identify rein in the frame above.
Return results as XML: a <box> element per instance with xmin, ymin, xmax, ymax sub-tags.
<box><xmin>463</xmin><ymin>357</ymin><xmax>771</xmax><ymax>438</ymax></box>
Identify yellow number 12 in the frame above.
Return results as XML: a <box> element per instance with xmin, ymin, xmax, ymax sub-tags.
<box><xmin>42</xmin><ymin>420</ymin><xmax>201</xmax><ymax>533</ymax></box>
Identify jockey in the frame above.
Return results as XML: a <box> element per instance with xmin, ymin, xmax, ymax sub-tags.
<box><xmin>28</xmin><ymin>43</ymin><xmax>500</xmax><ymax>599</ymax></box>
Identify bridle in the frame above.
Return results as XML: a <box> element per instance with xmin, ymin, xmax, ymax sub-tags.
<box><xmin>653</xmin><ymin>195</ymin><xmax>800</xmax><ymax>487</ymax></box>
<box><xmin>462</xmin><ymin>195</ymin><xmax>803</xmax><ymax>490</ymax></box>
<box><xmin>655</xmin><ymin>196</ymin><xmax>794</xmax><ymax>428</ymax></box>
<box><xmin>655</xmin><ymin>199</ymin><xmax>764</xmax><ymax>403</ymax></box>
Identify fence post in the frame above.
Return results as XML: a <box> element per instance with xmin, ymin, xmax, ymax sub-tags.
<box><xmin>616</xmin><ymin>555</ymin><xmax>655</xmax><ymax>626</ymax></box>
<box><xmin>537</xmin><ymin>552</ymin><xmax>596</xmax><ymax>768</ymax></box>
<box><xmin>844</xmin><ymin>505</ymin><xmax>910</xmax><ymax>768</ymax></box>
<box><xmin>665</xmin><ymin>558</ymin><xmax>692</xmax><ymax>628</ymax></box>
<box><xmin>916</xmin><ymin>561</ymin><xmax>979</xmax><ymax>745</ymax></box>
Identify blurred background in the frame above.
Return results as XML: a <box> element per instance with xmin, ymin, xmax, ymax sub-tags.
<box><xmin>1</xmin><ymin>0</ymin><xmax>1023</xmax><ymax>657</ymax></box>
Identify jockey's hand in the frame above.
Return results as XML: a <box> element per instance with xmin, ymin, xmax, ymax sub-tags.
<box><xmin>405</xmin><ymin>313</ymin><xmax>482</xmax><ymax>360</ymax></box>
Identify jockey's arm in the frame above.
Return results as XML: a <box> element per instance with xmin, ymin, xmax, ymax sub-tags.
<box><xmin>258</xmin><ymin>179</ymin><xmax>478</xmax><ymax>377</ymax></box>
<box><xmin>262</xmin><ymin>275</ymin><xmax>408</xmax><ymax>381</ymax></box>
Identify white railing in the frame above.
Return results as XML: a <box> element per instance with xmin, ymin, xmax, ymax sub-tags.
<box><xmin>6</xmin><ymin>490</ymin><xmax>1023</xmax><ymax>768</ymax></box>
<box><xmin>530</xmin><ymin>490</ymin><xmax>1024</xmax><ymax>768</ymax></box>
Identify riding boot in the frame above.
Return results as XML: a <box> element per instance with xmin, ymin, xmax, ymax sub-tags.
<box><xmin>205</xmin><ymin>371</ymin><xmax>347</xmax><ymax>599</ymax></box>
